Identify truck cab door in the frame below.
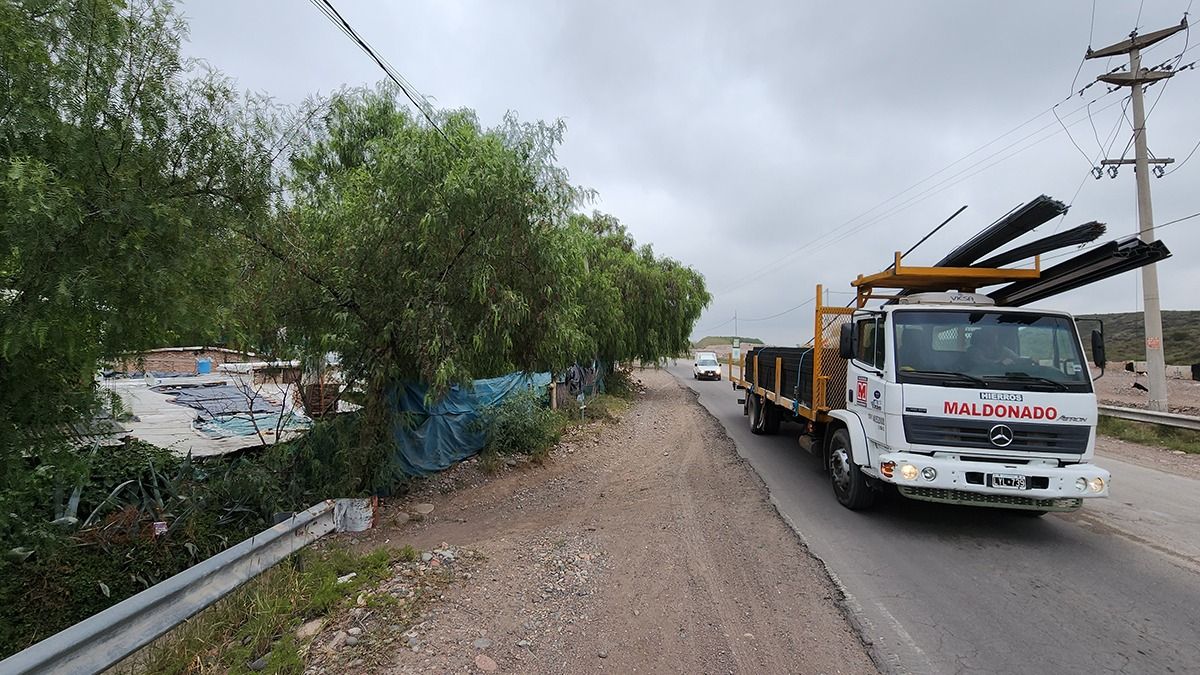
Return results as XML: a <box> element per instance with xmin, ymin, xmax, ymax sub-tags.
<box><xmin>848</xmin><ymin>312</ymin><xmax>888</xmax><ymax>445</ymax></box>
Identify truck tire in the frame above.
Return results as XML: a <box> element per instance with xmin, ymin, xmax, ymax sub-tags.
<box><xmin>749</xmin><ymin>395</ymin><xmax>766</xmax><ymax>435</ymax></box>
<box><xmin>828</xmin><ymin>428</ymin><xmax>876</xmax><ymax>510</ymax></box>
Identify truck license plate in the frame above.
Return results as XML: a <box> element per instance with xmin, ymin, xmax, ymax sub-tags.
<box><xmin>991</xmin><ymin>473</ymin><xmax>1027</xmax><ymax>490</ymax></box>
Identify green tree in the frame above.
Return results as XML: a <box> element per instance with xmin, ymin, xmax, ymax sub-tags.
<box><xmin>569</xmin><ymin>212</ymin><xmax>710</xmax><ymax>366</ymax></box>
<box><xmin>0</xmin><ymin>0</ymin><xmax>275</xmax><ymax>530</ymax></box>
<box><xmin>243</xmin><ymin>87</ymin><xmax>592</xmax><ymax>489</ymax></box>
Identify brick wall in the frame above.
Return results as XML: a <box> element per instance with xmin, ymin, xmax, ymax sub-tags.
<box><xmin>117</xmin><ymin>348</ymin><xmax>255</xmax><ymax>375</ymax></box>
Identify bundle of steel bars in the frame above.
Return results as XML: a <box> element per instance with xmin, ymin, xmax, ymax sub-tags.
<box><xmin>987</xmin><ymin>236</ymin><xmax>1172</xmax><ymax>306</ymax></box>
<box><xmin>973</xmin><ymin>221</ymin><xmax>1107</xmax><ymax>269</ymax></box>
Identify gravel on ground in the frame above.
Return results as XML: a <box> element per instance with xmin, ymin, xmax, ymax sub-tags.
<box><xmin>307</xmin><ymin>369</ymin><xmax>877</xmax><ymax>674</ymax></box>
<box><xmin>1095</xmin><ymin>435</ymin><xmax>1200</xmax><ymax>481</ymax></box>
<box><xmin>1092</xmin><ymin>368</ymin><xmax>1200</xmax><ymax>415</ymax></box>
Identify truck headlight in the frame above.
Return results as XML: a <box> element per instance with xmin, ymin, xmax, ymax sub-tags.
<box><xmin>1088</xmin><ymin>477</ymin><xmax>1105</xmax><ymax>493</ymax></box>
<box><xmin>921</xmin><ymin>467</ymin><xmax>937</xmax><ymax>482</ymax></box>
<box><xmin>899</xmin><ymin>464</ymin><xmax>919</xmax><ymax>481</ymax></box>
<box><xmin>1074</xmin><ymin>478</ymin><xmax>1087</xmax><ymax>492</ymax></box>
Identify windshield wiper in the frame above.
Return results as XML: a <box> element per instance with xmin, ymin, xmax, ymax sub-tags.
<box><xmin>904</xmin><ymin>370</ymin><xmax>989</xmax><ymax>387</ymax></box>
<box><xmin>996</xmin><ymin>373</ymin><xmax>1070</xmax><ymax>391</ymax></box>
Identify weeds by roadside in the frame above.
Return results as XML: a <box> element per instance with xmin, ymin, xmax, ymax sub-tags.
<box><xmin>123</xmin><ymin>544</ymin><xmax>420</xmax><ymax>675</ymax></box>
<box><xmin>1098</xmin><ymin>416</ymin><xmax>1200</xmax><ymax>454</ymax></box>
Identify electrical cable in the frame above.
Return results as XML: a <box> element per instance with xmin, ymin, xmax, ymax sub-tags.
<box><xmin>1069</xmin><ymin>0</ymin><xmax>1098</xmax><ymax>95</ymax></box>
<box><xmin>1143</xmin><ymin>19</ymin><xmax>1189</xmax><ymax>126</ymax></box>
<box><xmin>713</xmin><ymin>90</ymin><xmax>1124</xmax><ymax>298</ymax></box>
<box><xmin>1163</xmin><ymin>136</ymin><xmax>1200</xmax><ymax>174</ymax></box>
<box><xmin>740</xmin><ymin>299</ymin><xmax>815</xmax><ymax>323</ymax></box>
<box><xmin>693</xmin><ymin>316</ymin><xmax>735</xmax><ymax>335</ymax></box>
<box><xmin>309</xmin><ymin>0</ymin><xmax>457</xmax><ymax>149</ymax></box>
<box><xmin>1039</xmin><ymin>208</ymin><xmax>1197</xmax><ymax>266</ymax></box>
<box><xmin>1055</xmin><ymin>103</ymin><xmax>1096</xmax><ymax>167</ymax></box>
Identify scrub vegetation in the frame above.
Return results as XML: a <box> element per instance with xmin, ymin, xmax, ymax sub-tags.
<box><xmin>1097</xmin><ymin>416</ymin><xmax>1200</xmax><ymax>454</ymax></box>
<box><xmin>0</xmin><ymin>0</ymin><xmax>708</xmax><ymax>658</ymax></box>
<box><xmin>1077</xmin><ymin>311</ymin><xmax>1200</xmax><ymax>364</ymax></box>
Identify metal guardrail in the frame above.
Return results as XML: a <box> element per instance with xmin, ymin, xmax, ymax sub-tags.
<box><xmin>1098</xmin><ymin>404</ymin><xmax>1200</xmax><ymax>432</ymax></box>
<box><xmin>0</xmin><ymin>499</ymin><xmax>367</xmax><ymax>675</ymax></box>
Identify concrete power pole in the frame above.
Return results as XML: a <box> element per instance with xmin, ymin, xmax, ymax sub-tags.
<box><xmin>1086</xmin><ymin>18</ymin><xmax>1188</xmax><ymax>412</ymax></box>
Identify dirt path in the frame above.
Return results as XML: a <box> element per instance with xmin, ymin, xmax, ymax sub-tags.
<box><xmin>316</xmin><ymin>369</ymin><xmax>876</xmax><ymax>674</ymax></box>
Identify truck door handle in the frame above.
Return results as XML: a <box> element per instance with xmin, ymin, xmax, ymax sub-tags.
<box><xmin>847</xmin><ymin>389</ymin><xmax>853</xmax><ymax>402</ymax></box>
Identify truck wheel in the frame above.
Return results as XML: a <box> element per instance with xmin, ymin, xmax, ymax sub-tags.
<box><xmin>829</xmin><ymin>428</ymin><xmax>876</xmax><ymax>510</ymax></box>
<box><xmin>749</xmin><ymin>396</ymin><xmax>766</xmax><ymax>435</ymax></box>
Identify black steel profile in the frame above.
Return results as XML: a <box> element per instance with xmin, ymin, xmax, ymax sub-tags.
<box><xmin>987</xmin><ymin>237</ymin><xmax>1172</xmax><ymax>307</ymax></box>
<box><xmin>935</xmin><ymin>195</ymin><xmax>1068</xmax><ymax>268</ymax></box>
<box><xmin>973</xmin><ymin>221</ymin><xmax>1107</xmax><ymax>268</ymax></box>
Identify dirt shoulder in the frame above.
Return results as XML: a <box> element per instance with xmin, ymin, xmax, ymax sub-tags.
<box><xmin>1093</xmin><ymin>369</ymin><xmax>1200</xmax><ymax>415</ymax></box>
<box><xmin>1095</xmin><ymin>435</ymin><xmax>1200</xmax><ymax>481</ymax></box>
<box><xmin>312</xmin><ymin>369</ymin><xmax>876</xmax><ymax>674</ymax></box>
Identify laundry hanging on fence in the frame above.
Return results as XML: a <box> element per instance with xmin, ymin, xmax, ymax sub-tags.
<box><xmin>389</xmin><ymin>371</ymin><xmax>553</xmax><ymax>476</ymax></box>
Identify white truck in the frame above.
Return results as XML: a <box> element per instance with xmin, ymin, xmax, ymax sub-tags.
<box><xmin>731</xmin><ymin>261</ymin><xmax>1113</xmax><ymax>515</ymax></box>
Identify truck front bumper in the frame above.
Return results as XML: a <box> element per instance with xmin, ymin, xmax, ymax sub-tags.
<box><xmin>873</xmin><ymin>452</ymin><xmax>1110</xmax><ymax>512</ymax></box>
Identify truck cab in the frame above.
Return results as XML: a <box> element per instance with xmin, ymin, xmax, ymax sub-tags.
<box><xmin>833</xmin><ymin>292</ymin><xmax>1109</xmax><ymax>513</ymax></box>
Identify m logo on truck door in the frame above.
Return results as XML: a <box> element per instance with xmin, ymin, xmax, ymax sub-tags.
<box><xmin>988</xmin><ymin>424</ymin><xmax>1014</xmax><ymax>447</ymax></box>
<box><xmin>855</xmin><ymin>376</ymin><xmax>867</xmax><ymax>405</ymax></box>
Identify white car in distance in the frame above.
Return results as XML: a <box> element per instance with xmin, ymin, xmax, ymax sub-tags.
<box><xmin>693</xmin><ymin>353</ymin><xmax>722</xmax><ymax>381</ymax></box>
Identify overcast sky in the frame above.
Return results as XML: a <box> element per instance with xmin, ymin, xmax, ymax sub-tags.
<box><xmin>181</xmin><ymin>1</ymin><xmax>1199</xmax><ymax>345</ymax></box>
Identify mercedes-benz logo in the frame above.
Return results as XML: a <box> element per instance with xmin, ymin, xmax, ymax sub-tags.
<box><xmin>988</xmin><ymin>424</ymin><xmax>1014</xmax><ymax>447</ymax></box>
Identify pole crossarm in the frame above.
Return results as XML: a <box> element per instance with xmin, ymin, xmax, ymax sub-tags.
<box><xmin>1085</xmin><ymin>19</ymin><xmax>1188</xmax><ymax>59</ymax></box>
<box><xmin>1098</xmin><ymin>70</ymin><xmax>1174</xmax><ymax>85</ymax></box>
<box><xmin>1100</xmin><ymin>158</ymin><xmax>1173</xmax><ymax>166</ymax></box>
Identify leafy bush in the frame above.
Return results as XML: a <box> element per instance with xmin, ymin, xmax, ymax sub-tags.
<box><xmin>479</xmin><ymin>389</ymin><xmax>563</xmax><ymax>459</ymax></box>
<box><xmin>604</xmin><ymin>366</ymin><xmax>637</xmax><ymax>399</ymax></box>
<box><xmin>0</xmin><ymin>414</ymin><xmax>394</xmax><ymax>658</ymax></box>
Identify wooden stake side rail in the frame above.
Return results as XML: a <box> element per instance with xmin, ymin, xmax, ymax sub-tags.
<box><xmin>726</xmin><ymin>352</ymin><xmax>823</xmax><ymax>423</ymax></box>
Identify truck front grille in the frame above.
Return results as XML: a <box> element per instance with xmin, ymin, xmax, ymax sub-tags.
<box><xmin>903</xmin><ymin>416</ymin><xmax>1089</xmax><ymax>454</ymax></box>
<box><xmin>898</xmin><ymin>486</ymin><xmax>1082</xmax><ymax>511</ymax></box>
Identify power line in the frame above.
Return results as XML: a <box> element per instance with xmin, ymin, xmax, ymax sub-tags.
<box><xmin>1054</xmin><ymin>103</ymin><xmax>1095</xmax><ymax>167</ymax></box>
<box><xmin>1055</xmin><ymin>95</ymin><xmax>1129</xmax><ymax>232</ymax></box>
<box><xmin>692</xmin><ymin>316</ymin><xmax>734</xmax><ymax>335</ymax></box>
<box><xmin>1040</xmin><ymin>208</ymin><xmax>1198</xmax><ymax>265</ymax></box>
<box><xmin>1164</xmin><ymin>135</ymin><xmax>1200</xmax><ymax>174</ymax></box>
<box><xmin>1152</xmin><ymin>209</ymin><xmax>1200</xmax><ymax>231</ymax></box>
<box><xmin>309</xmin><ymin>0</ymin><xmax>456</xmax><ymax>148</ymax></box>
<box><xmin>1143</xmin><ymin>20</ymin><xmax>1190</xmax><ymax>125</ymax></box>
<box><xmin>1069</xmin><ymin>0</ymin><xmax>1099</xmax><ymax>95</ymax></box>
<box><xmin>740</xmin><ymin>299</ymin><xmax>815</xmax><ymax>323</ymax></box>
<box><xmin>714</xmin><ymin>90</ymin><xmax>1124</xmax><ymax>299</ymax></box>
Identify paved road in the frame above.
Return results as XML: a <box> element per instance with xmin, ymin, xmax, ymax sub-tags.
<box><xmin>666</xmin><ymin>364</ymin><xmax>1200</xmax><ymax>675</ymax></box>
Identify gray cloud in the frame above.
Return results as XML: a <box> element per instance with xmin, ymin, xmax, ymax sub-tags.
<box><xmin>181</xmin><ymin>0</ymin><xmax>1200</xmax><ymax>345</ymax></box>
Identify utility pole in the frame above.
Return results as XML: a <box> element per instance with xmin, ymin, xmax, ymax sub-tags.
<box><xmin>1086</xmin><ymin>18</ymin><xmax>1187</xmax><ymax>412</ymax></box>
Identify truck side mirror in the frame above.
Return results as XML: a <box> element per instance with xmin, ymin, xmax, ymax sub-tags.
<box><xmin>839</xmin><ymin>323</ymin><xmax>855</xmax><ymax>360</ymax></box>
<box><xmin>1091</xmin><ymin>329</ymin><xmax>1106</xmax><ymax>376</ymax></box>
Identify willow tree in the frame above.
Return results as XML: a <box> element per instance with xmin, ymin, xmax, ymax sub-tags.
<box><xmin>244</xmin><ymin>87</ymin><xmax>592</xmax><ymax>486</ymax></box>
<box><xmin>0</xmin><ymin>0</ymin><xmax>275</xmax><ymax>514</ymax></box>
<box><xmin>569</xmin><ymin>212</ymin><xmax>710</xmax><ymax>367</ymax></box>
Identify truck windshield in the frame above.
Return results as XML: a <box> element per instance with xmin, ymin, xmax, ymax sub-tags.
<box><xmin>893</xmin><ymin>310</ymin><xmax>1092</xmax><ymax>393</ymax></box>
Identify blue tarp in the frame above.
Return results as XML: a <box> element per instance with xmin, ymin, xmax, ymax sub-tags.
<box><xmin>390</xmin><ymin>371</ymin><xmax>552</xmax><ymax>476</ymax></box>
